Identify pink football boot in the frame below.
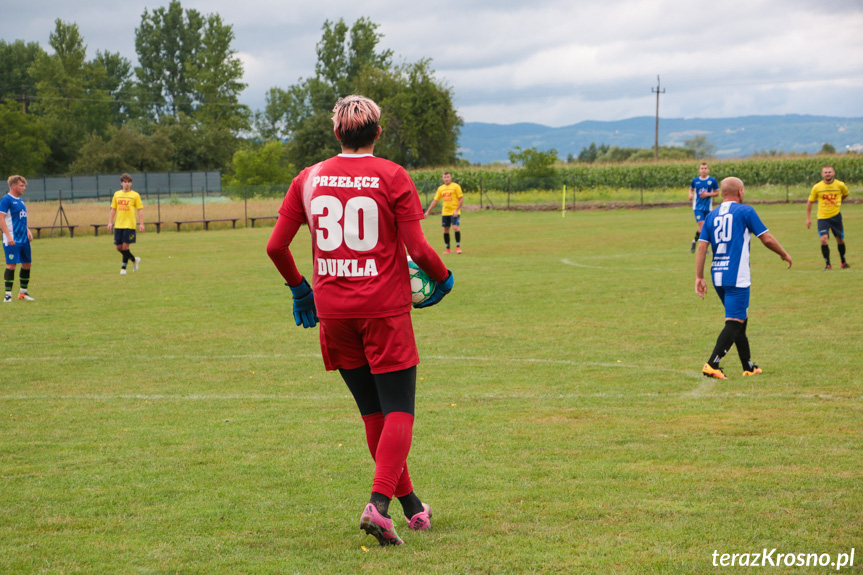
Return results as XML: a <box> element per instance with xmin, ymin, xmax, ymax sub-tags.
<box><xmin>407</xmin><ymin>503</ymin><xmax>432</xmax><ymax>531</ymax></box>
<box><xmin>360</xmin><ymin>504</ymin><xmax>405</xmax><ymax>546</ymax></box>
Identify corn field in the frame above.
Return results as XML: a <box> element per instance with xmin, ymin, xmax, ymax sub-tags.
<box><xmin>410</xmin><ymin>155</ymin><xmax>863</xmax><ymax>193</ymax></box>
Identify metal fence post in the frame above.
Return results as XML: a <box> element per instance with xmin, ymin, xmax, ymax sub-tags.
<box><xmin>641</xmin><ymin>171</ymin><xmax>645</xmax><ymax>206</ymax></box>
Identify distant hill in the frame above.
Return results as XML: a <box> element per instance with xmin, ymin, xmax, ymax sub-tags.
<box><xmin>457</xmin><ymin>115</ymin><xmax>863</xmax><ymax>164</ymax></box>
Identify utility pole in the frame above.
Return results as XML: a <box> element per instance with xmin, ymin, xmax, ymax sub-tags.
<box><xmin>652</xmin><ymin>75</ymin><xmax>665</xmax><ymax>162</ymax></box>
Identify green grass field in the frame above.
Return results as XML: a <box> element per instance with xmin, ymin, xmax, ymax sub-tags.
<box><xmin>2</xmin><ymin>205</ymin><xmax>861</xmax><ymax>574</ymax></box>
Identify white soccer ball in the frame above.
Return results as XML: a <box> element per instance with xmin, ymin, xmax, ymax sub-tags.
<box><xmin>408</xmin><ymin>259</ymin><xmax>435</xmax><ymax>305</ymax></box>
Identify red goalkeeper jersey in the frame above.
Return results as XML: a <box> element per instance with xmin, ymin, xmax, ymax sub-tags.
<box><xmin>278</xmin><ymin>154</ymin><xmax>425</xmax><ymax>319</ymax></box>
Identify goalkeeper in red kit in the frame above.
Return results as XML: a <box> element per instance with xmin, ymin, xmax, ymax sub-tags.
<box><xmin>267</xmin><ymin>95</ymin><xmax>454</xmax><ymax>547</ymax></box>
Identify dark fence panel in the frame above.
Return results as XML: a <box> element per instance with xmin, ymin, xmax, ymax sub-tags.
<box><xmin>6</xmin><ymin>171</ymin><xmax>222</xmax><ymax>202</ymax></box>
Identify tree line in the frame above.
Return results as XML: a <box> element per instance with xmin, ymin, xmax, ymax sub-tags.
<box><xmin>0</xmin><ymin>4</ymin><xmax>461</xmax><ymax>184</ymax></box>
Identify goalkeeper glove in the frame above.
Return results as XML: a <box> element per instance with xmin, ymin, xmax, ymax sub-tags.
<box><xmin>415</xmin><ymin>270</ymin><xmax>454</xmax><ymax>309</ymax></box>
<box><xmin>288</xmin><ymin>277</ymin><xmax>317</xmax><ymax>328</ymax></box>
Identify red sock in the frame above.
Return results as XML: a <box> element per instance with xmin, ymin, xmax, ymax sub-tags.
<box><xmin>369</xmin><ymin>412</ymin><xmax>414</xmax><ymax>498</ymax></box>
<box><xmin>361</xmin><ymin>413</ymin><xmax>385</xmax><ymax>458</ymax></box>
<box><xmin>393</xmin><ymin>464</ymin><xmax>414</xmax><ymax>498</ymax></box>
<box><xmin>361</xmin><ymin>413</ymin><xmax>414</xmax><ymax>497</ymax></box>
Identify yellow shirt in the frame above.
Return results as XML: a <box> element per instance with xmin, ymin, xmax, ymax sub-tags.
<box><xmin>433</xmin><ymin>183</ymin><xmax>463</xmax><ymax>216</ymax></box>
<box><xmin>111</xmin><ymin>190</ymin><xmax>144</xmax><ymax>229</ymax></box>
<box><xmin>808</xmin><ymin>180</ymin><xmax>849</xmax><ymax>219</ymax></box>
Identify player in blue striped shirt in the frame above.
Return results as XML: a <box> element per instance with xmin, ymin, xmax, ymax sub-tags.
<box><xmin>689</xmin><ymin>162</ymin><xmax>720</xmax><ymax>253</ymax></box>
<box><xmin>0</xmin><ymin>175</ymin><xmax>35</xmax><ymax>302</ymax></box>
<box><xmin>695</xmin><ymin>177</ymin><xmax>792</xmax><ymax>379</ymax></box>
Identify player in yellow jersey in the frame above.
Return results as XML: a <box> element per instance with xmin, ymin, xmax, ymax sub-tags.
<box><xmin>424</xmin><ymin>172</ymin><xmax>464</xmax><ymax>254</ymax></box>
<box><xmin>107</xmin><ymin>173</ymin><xmax>145</xmax><ymax>275</ymax></box>
<box><xmin>806</xmin><ymin>166</ymin><xmax>849</xmax><ymax>270</ymax></box>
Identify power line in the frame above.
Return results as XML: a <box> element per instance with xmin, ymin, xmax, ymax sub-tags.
<box><xmin>2</xmin><ymin>92</ymin><xmax>248</xmax><ymax>109</ymax></box>
<box><xmin>0</xmin><ymin>83</ymin><xmax>246</xmax><ymax>108</ymax></box>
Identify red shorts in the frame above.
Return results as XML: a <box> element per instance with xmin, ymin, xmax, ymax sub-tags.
<box><xmin>318</xmin><ymin>312</ymin><xmax>419</xmax><ymax>374</ymax></box>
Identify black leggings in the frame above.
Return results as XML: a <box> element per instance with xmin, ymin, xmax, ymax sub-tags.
<box><xmin>339</xmin><ymin>364</ymin><xmax>416</xmax><ymax>416</ymax></box>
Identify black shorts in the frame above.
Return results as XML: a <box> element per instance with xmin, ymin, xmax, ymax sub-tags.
<box><xmin>113</xmin><ymin>228</ymin><xmax>137</xmax><ymax>245</ymax></box>
<box><xmin>441</xmin><ymin>214</ymin><xmax>461</xmax><ymax>227</ymax></box>
<box><xmin>817</xmin><ymin>214</ymin><xmax>844</xmax><ymax>239</ymax></box>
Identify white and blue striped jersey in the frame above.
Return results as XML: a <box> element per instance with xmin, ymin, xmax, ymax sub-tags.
<box><xmin>0</xmin><ymin>193</ymin><xmax>29</xmax><ymax>246</ymax></box>
<box><xmin>691</xmin><ymin>176</ymin><xmax>719</xmax><ymax>212</ymax></box>
<box><xmin>698</xmin><ymin>201</ymin><xmax>768</xmax><ymax>288</ymax></box>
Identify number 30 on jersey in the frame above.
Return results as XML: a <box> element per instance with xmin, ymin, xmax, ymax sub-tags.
<box><xmin>311</xmin><ymin>195</ymin><xmax>379</xmax><ymax>251</ymax></box>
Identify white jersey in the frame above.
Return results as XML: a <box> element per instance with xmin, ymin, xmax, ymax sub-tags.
<box><xmin>698</xmin><ymin>201</ymin><xmax>768</xmax><ymax>288</ymax></box>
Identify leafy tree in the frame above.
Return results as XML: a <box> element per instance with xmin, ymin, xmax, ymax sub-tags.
<box><xmin>357</xmin><ymin>59</ymin><xmax>461</xmax><ymax>167</ymax></box>
<box><xmin>315</xmin><ymin>18</ymin><xmax>392</xmax><ymax>95</ymax></box>
<box><xmin>259</xmin><ymin>18</ymin><xmax>386</xmax><ymax>145</ymax></box>
<box><xmin>227</xmin><ymin>140</ymin><xmax>295</xmax><ymax>186</ymax></box>
<box><xmin>508</xmin><ymin>146</ymin><xmax>558</xmax><ymax>177</ymax></box>
<box><xmin>0</xmin><ymin>40</ymin><xmax>46</xmax><ymax>110</ymax></box>
<box><xmin>135</xmin><ymin>2</ymin><xmax>247</xmax><ymax>125</ymax></box>
<box><xmin>577</xmin><ymin>142</ymin><xmax>610</xmax><ymax>163</ymax></box>
<box><xmin>753</xmin><ymin>149</ymin><xmax>782</xmax><ymax>157</ymax></box>
<box><xmin>286</xmin><ymin>109</ymin><xmax>341</xmax><ymax>169</ymax></box>
<box><xmin>69</xmin><ymin>124</ymin><xmax>174</xmax><ymax>173</ymax></box>
<box><xmin>574</xmin><ymin>143</ymin><xmax>694</xmax><ymax>164</ymax></box>
<box><xmin>594</xmin><ymin>146</ymin><xmax>641</xmax><ymax>163</ymax></box>
<box><xmin>134</xmin><ymin>0</ymin><xmax>204</xmax><ymax>120</ymax></box>
<box><xmin>0</xmin><ymin>99</ymin><xmax>50</xmax><ymax>175</ymax></box>
<box><xmin>134</xmin><ymin>2</ymin><xmax>249</xmax><ymax>170</ymax></box>
<box><xmin>190</xmin><ymin>12</ymin><xmax>250</xmax><ymax>169</ymax></box>
<box><xmin>149</xmin><ymin>115</ymin><xmax>239</xmax><ymax>171</ymax></box>
<box><xmin>260</xmin><ymin>18</ymin><xmax>460</xmax><ymax>168</ymax></box>
<box><xmin>626</xmin><ymin>147</ymin><xmax>694</xmax><ymax>162</ymax></box>
<box><xmin>28</xmin><ymin>20</ymin><xmax>113</xmax><ymax>172</ymax></box>
<box><xmin>191</xmin><ymin>13</ymin><xmax>249</xmax><ymax>132</ymax></box>
<box><xmin>255</xmin><ymin>87</ymin><xmax>292</xmax><ymax>140</ymax></box>
<box><xmin>819</xmin><ymin>142</ymin><xmax>836</xmax><ymax>155</ymax></box>
<box><xmin>88</xmin><ymin>50</ymin><xmax>135</xmax><ymax>125</ymax></box>
<box><xmin>683</xmin><ymin>134</ymin><xmax>716</xmax><ymax>159</ymax></box>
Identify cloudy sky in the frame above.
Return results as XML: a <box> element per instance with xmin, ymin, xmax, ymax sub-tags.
<box><xmin>4</xmin><ymin>0</ymin><xmax>863</xmax><ymax>127</ymax></box>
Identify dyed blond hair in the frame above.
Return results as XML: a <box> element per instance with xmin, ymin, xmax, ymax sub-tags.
<box><xmin>7</xmin><ymin>175</ymin><xmax>27</xmax><ymax>187</ymax></box>
<box><xmin>332</xmin><ymin>95</ymin><xmax>381</xmax><ymax>150</ymax></box>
